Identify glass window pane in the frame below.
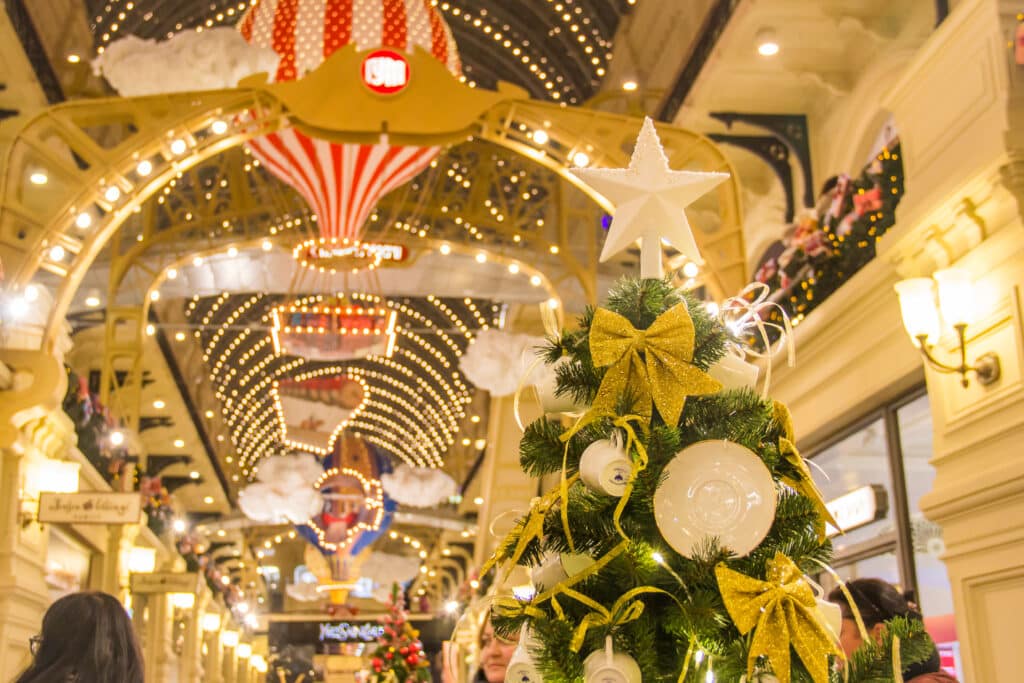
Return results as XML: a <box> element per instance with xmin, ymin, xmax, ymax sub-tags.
<box><xmin>810</xmin><ymin>417</ymin><xmax>896</xmax><ymax>551</ymax></box>
<box><xmin>897</xmin><ymin>394</ymin><xmax>960</xmax><ymax>677</ymax></box>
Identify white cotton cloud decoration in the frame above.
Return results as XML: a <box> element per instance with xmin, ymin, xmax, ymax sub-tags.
<box><xmin>238</xmin><ymin>454</ymin><xmax>324</xmax><ymax>524</ymax></box>
<box><xmin>92</xmin><ymin>28</ymin><xmax>280</xmax><ymax>97</ymax></box>
<box><xmin>458</xmin><ymin>329</ymin><xmax>547</xmax><ymax>397</ymax></box>
<box><xmin>381</xmin><ymin>464</ymin><xmax>457</xmax><ymax>508</ymax></box>
<box><xmin>357</xmin><ymin>552</ymin><xmax>423</xmax><ymax>602</ymax></box>
<box><xmin>286</xmin><ymin>581</ymin><xmax>322</xmax><ymax>603</ymax></box>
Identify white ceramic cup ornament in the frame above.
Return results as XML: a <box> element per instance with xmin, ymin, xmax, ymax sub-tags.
<box><xmin>582</xmin><ymin>637</ymin><xmax>642</xmax><ymax>683</ymax></box>
<box><xmin>805</xmin><ymin>576</ymin><xmax>843</xmax><ymax>643</ymax></box>
<box><xmin>533</xmin><ymin>356</ymin><xmax>588</xmax><ymax>415</ymax></box>
<box><xmin>530</xmin><ymin>552</ymin><xmax>595</xmax><ymax>592</ymax></box>
<box><xmin>505</xmin><ymin>624</ymin><xmax>544</xmax><ymax>683</ymax></box>
<box><xmin>708</xmin><ymin>350</ymin><xmax>760</xmax><ymax>391</ymax></box>
<box><xmin>578</xmin><ymin>434</ymin><xmax>633</xmax><ymax>497</ymax></box>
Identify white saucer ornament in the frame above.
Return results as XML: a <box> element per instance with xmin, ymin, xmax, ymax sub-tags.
<box><xmin>582</xmin><ymin>636</ymin><xmax>642</xmax><ymax>683</ymax></box>
<box><xmin>505</xmin><ymin>624</ymin><xmax>544</xmax><ymax>683</ymax></box>
<box><xmin>653</xmin><ymin>440</ymin><xmax>776</xmax><ymax>558</ymax></box>
<box><xmin>578</xmin><ymin>432</ymin><xmax>633</xmax><ymax>497</ymax></box>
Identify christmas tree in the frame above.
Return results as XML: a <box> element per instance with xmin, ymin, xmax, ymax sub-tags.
<box><xmin>484</xmin><ymin>119</ymin><xmax>935</xmax><ymax>683</ymax></box>
<box><xmin>368</xmin><ymin>584</ymin><xmax>430</xmax><ymax>683</ymax></box>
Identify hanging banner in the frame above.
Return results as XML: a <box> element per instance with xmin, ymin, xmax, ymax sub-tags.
<box><xmin>130</xmin><ymin>572</ymin><xmax>200</xmax><ymax>594</ymax></box>
<box><xmin>38</xmin><ymin>492</ymin><xmax>142</xmax><ymax>525</ymax></box>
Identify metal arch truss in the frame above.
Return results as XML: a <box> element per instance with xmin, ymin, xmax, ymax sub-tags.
<box><xmin>0</xmin><ymin>59</ymin><xmax>747</xmax><ymax>463</ymax></box>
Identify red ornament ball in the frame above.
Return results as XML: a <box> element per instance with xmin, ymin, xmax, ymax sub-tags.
<box><xmin>385</xmin><ymin>652</ymin><xmax>393</xmax><ymax>660</ymax></box>
<box><xmin>406</xmin><ymin>654</ymin><xmax>419</xmax><ymax>665</ymax></box>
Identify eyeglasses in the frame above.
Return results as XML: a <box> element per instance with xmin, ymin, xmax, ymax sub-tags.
<box><xmin>29</xmin><ymin>635</ymin><xmax>42</xmax><ymax>656</ymax></box>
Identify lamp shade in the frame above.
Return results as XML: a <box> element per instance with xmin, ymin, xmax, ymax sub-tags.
<box><xmin>23</xmin><ymin>458</ymin><xmax>80</xmax><ymax>498</ymax></box>
<box><xmin>894</xmin><ymin>278</ymin><xmax>940</xmax><ymax>345</ymax></box>
<box><xmin>127</xmin><ymin>547</ymin><xmax>156</xmax><ymax>574</ymax></box>
<box><xmin>934</xmin><ymin>268</ymin><xmax>974</xmax><ymax>327</ymax></box>
<box><xmin>221</xmin><ymin>630</ymin><xmax>239</xmax><ymax>647</ymax></box>
<box><xmin>236</xmin><ymin>642</ymin><xmax>252</xmax><ymax>659</ymax></box>
<box><xmin>169</xmin><ymin>593</ymin><xmax>196</xmax><ymax>609</ymax></box>
<box><xmin>201</xmin><ymin>613</ymin><xmax>221</xmax><ymax>632</ymax></box>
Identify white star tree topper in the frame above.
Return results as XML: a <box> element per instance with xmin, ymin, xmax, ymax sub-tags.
<box><xmin>572</xmin><ymin>117</ymin><xmax>729</xmax><ymax>279</ymax></box>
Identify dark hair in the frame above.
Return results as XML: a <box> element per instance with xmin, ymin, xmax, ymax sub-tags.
<box><xmin>827</xmin><ymin>578</ymin><xmax>922</xmax><ymax>627</ymax></box>
<box><xmin>15</xmin><ymin>591</ymin><xmax>144</xmax><ymax>683</ymax></box>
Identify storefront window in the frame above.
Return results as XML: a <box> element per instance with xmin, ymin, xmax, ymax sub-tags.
<box><xmin>810</xmin><ymin>390</ymin><xmax>961</xmax><ymax>678</ymax></box>
<box><xmin>810</xmin><ymin>417</ymin><xmax>896</xmax><ymax>551</ymax></box>
<box><xmin>45</xmin><ymin>528</ymin><xmax>92</xmax><ymax>602</ymax></box>
<box><xmin>896</xmin><ymin>394</ymin><xmax>959</xmax><ymax>676</ymax></box>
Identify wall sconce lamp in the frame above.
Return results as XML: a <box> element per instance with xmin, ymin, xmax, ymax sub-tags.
<box><xmin>169</xmin><ymin>592</ymin><xmax>196</xmax><ymax>610</ymax></box>
<box><xmin>201</xmin><ymin>613</ymin><xmax>222</xmax><ymax>633</ymax></box>
<box><xmin>895</xmin><ymin>268</ymin><xmax>1000</xmax><ymax>388</ymax></box>
<box><xmin>20</xmin><ymin>457</ymin><xmax>80</xmax><ymax>526</ymax></box>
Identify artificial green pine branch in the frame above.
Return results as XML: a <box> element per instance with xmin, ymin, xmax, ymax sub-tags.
<box><xmin>841</xmin><ymin>616</ymin><xmax>935</xmax><ymax>683</ymax></box>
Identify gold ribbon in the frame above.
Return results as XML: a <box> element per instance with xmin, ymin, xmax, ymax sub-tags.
<box><xmin>480</xmin><ymin>478</ymin><xmax>577</xmax><ymax>580</ymax></box>
<box><xmin>715</xmin><ymin>553</ymin><xmax>840</xmax><ymax>683</ymax></box>
<box><xmin>772</xmin><ymin>401</ymin><xmax>839</xmax><ymax>542</ymax></box>
<box><xmin>589</xmin><ymin>303</ymin><xmax>721</xmax><ymax>426</ymax></box>
<box><xmin>556</xmin><ymin>585</ymin><xmax>673</xmax><ymax>652</ymax></box>
<box><xmin>492</xmin><ymin>596</ymin><xmax>547</xmax><ymax>621</ymax></box>
<box><xmin>779</xmin><ymin>437</ymin><xmax>840</xmax><ymax>541</ymax></box>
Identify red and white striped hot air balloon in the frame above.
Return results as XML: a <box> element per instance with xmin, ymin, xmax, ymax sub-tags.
<box><xmin>237</xmin><ymin>0</ymin><xmax>461</xmax><ymax>242</ymax></box>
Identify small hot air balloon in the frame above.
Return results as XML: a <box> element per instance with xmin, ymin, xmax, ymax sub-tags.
<box><xmin>237</xmin><ymin>0</ymin><xmax>461</xmax><ymax>242</ymax></box>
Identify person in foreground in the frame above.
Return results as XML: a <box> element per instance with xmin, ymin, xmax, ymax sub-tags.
<box><xmin>473</xmin><ymin>614</ymin><xmax>519</xmax><ymax>683</ymax></box>
<box><xmin>15</xmin><ymin>591</ymin><xmax>144</xmax><ymax>683</ymax></box>
<box><xmin>829</xmin><ymin>578</ymin><xmax>958</xmax><ymax>682</ymax></box>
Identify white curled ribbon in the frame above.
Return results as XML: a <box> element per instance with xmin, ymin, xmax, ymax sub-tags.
<box><xmin>512</xmin><ymin>301</ymin><xmax>565</xmax><ymax>431</ymax></box>
<box><xmin>719</xmin><ymin>282</ymin><xmax>796</xmax><ymax>399</ymax></box>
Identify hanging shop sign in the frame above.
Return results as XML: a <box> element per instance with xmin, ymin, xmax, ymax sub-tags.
<box><xmin>825</xmin><ymin>484</ymin><xmax>888</xmax><ymax>538</ymax></box>
<box><xmin>361</xmin><ymin>49</ymin><xmax>411</xmax><ymax>95</ymax></box>
<box><xmin>130</xmin><ymin>572</ymin><xmax>200</xmax><ymax>594</ymax></box>
<box><xmin>319</xmin><ymin>621</ymin><xmax>386</xmax><ymax>643</ymax></box>
<box><xmin>293</xmin><ymin>238</ymin><xmax>408</xmax><ymax>273</ymax></box>
<box><xmin>270</xmin><ymin>299</ymin><xmax>398</xmax><ymax>362</ymax></box>
<box><xmin>38</xmin><ymin>492</ymin><xmax>142</xmax><ymax>525</ymax></box>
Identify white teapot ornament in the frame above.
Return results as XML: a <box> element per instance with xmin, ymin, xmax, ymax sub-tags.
<box><xmin>578</xmin><ymin>434</ymin><xmax>632</xmax><ymax>497</ymax></box>
<box><xmin>504</xmin><ymin>624</ymin><xmax>544</xmax><ymax>683</ymax></box>
<box><xmin>530</xmin><ymin>551</ymin><xmax>595</xmax><ymax>593</ymax></box>
<box><xmin>532</xmin><ymin>356</ymin><xmax>588</xmax><ymax>415</ymax></box>
<box><xmin>582</xmin><ymin>636</ymin><xmax>641</xmax><ymax>683</ymax></box>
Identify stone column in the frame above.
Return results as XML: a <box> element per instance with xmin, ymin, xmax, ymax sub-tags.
<box><xmin>222</xmin><ymin>641</ymin><xmax>237</xmax><ymax>683</ymax></box>
<box><xmin>0</xmin><ymin>441</ymin><xmax>50</xmax><ymax>680</ymax></box>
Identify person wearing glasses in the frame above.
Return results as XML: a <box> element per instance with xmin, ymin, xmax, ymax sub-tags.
<box><xmin>15</xmin><ymin>591</ymin><xmax>144</xmax><ymax>683</ymax></box>
<box><xmin>473</xmin><ymin>614</ymin><xmax>519</xmax><ymax>683</ymax></box>
<box><xmin>828</xmin><ymin>578</ymin><xmax>958</xmax><ymax>682</ymax></box>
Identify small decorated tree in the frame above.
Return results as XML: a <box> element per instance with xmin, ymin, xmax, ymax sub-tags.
<box><xmin>368</xmin><ymin>583</ymin><xmax>431</xmax><ymax>683</ymax></box>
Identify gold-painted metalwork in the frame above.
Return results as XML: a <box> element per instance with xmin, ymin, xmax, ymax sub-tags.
<box><xmin>0</xmin><ymin>45</ymin><xmax>746</xmax><ymax>466</ymax></box>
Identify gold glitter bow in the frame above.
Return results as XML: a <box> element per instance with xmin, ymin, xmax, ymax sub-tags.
<box><xmin>715</xmin><ymin>553</ymin><xmax>840</xmax><ymax>683</ymax></box>
<box><xmin>589</xmin><ymin>303</ymin><xmax>721</xmax><ymax>426</ymax></box>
